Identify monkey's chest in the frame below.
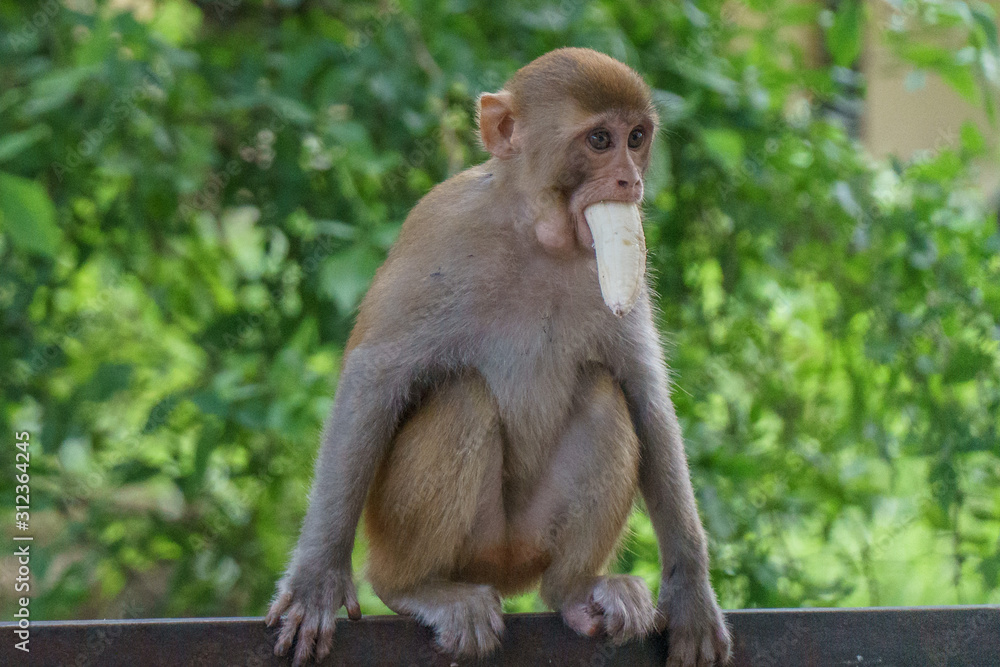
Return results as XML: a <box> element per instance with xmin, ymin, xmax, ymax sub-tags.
<box><xmin>475</xmin><ymin>309</ymin><xmax>606</xmax><ymax>468</ymax></box>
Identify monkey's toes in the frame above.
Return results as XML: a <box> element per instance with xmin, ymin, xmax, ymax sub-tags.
<box><xmin>266</xmin><ymin>590</ymin><xmax>292</xmax><ymax>627</ymax></box>
<box><xmin>426</xmin><ymin>585</ymin><xmax>505</xmax><ymax>658</ymax></box>
<box><xmin>563</xmin><ymin>575</ymin><xmax>656</xmax><ymax>644</ymax></box>
<box><xmin>562</xmin><ymin>600</ymin><xmax>604</xmax><ymax>637</ymax></box>
<box><xmin>591</xmin><ymin>575</ymin><xmax>657</xmax><ymax>643</ymax></box>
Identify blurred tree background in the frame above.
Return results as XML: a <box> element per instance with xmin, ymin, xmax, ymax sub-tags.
<box><xmin>1</xmin><ymin>0</ymin><xmax>999</xmax><ymax>623</ymax></box>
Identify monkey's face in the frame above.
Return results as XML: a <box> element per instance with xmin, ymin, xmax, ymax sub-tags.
<box><xmin>564</xmin><ymin>114</ymin><xmax>651</xmax><ymax>215</ymax></box>
<box><xmin>561</xmin><ymin>112</ymin><xmax>654</xmax><ymax>317</ymax></box>
<box><xmin>477</xmin><ymin>72</ymin><xmax>656</xmax><ymax>318</ymax></box>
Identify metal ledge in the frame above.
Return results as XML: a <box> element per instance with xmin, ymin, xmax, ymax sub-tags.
<box><xmin>2</xmin><ymin>606</ymin><xmax>998</xmax><ymax>666</ymax></box>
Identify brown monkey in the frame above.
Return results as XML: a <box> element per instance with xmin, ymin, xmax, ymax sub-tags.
<box><xmin>266</xmin><ymin>48</ymin><xmax>732</xmax><ymax>667</ymax></box>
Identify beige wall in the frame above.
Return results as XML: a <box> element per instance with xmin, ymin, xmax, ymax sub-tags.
<box><xmin>861</xmin><ymin>1</ymin><xmax>1000</xmax><ymax>195</ymax></box>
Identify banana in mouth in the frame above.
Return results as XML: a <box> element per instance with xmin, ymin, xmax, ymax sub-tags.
<box><xmin>583</xmin><ymin>201</ymin><xmax>646</xmax><ymax>318</ymax></box>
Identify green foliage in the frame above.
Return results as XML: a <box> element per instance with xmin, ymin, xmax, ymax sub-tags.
<box><xmin>0</xmin><ymin>0</ymin><xmax>998</xmax><ymax>622</ymax></box>
<box><xmin>824</xmin><ymin>0</ymin><xmax>864</xmax><ymax>68</ymax></box>
<box><xmin>0</xmin><ymin>172</ymin><xmax>61</xmax><ymax>256</ymax></box>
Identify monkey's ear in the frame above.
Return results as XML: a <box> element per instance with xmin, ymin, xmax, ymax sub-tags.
<box><xmin>478</xmin><ymin>91</ymin><xmax>517</xmax><ymax>159</ymax></box>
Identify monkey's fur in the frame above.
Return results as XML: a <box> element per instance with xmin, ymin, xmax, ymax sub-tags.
<box><xmin>268</xmin><ymin>48</ymin><xmax>733</xmax><ymax>667</ymax></box>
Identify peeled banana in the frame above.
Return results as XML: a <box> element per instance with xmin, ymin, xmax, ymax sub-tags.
<box><xmin>583</xmin><ymin>201</ymin><xmax>646</xmax><ymax>318</ymax></box>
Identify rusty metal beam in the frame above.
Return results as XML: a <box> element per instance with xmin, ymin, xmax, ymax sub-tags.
<box><xmin>2</xmin><ymin>606</ymin><xmax>997</xmax><ymax>666</ymax></box>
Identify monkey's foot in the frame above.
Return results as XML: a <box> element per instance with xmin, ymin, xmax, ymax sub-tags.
<box><xmin>656</xmin><ymin>573</ymin><xmax>732</xmax><ymax>667</ymax></box>
<box><xmin>382</xmin><ymin>582</ymin><xmax>505</xmax><ymax>658</ymax></box>
<box><xmin>561</xmin><ymin>574</ymin><xmax>657</xmax><ymax>644</ymax></box>
<box><xmin>266</xmin><ymin>568</ymin><xmax>361</xmax><ymax>666</ymax></box>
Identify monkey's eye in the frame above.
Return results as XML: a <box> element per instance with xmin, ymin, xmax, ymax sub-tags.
<box><xmin>628</xmin><ymin>127</ymin><xmax>645</xmax><ymax>149</ymax></box>
<box><xmin>588</xmin><ymin>129</ymin><xmax>611</xmax><ymax>151</ymax></box>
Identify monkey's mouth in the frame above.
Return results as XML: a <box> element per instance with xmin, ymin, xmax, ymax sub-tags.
<box><xmin>582</xmin><ymin>202</ymin><xmax>646</xmax><ymax>318</ymax></box>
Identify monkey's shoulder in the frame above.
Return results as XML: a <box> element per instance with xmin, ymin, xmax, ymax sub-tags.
<box><xmin>349</xmin><ymin>167</ymin><xmax>514</xmax><ymax>347</ymax></box>
<box><xmin>398</xmin><ymin>166</ymin><xmax>510</xmax><ymax>248</ymax></box>
<box><xmin>376</xmin><ymin>167</ymin><xmax>513</xmax><ymax>290</ymax></box>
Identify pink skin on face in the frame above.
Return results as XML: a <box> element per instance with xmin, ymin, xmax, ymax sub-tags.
<box><xmin>568</xmin><ymin>115</ymin><xmax>648</xmax><ymax>251</ymax></box>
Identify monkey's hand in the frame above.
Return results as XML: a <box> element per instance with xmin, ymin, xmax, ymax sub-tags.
<box><xmin>655</xmin><ymin>571</ymin><xmax>732</xmax><ymax>666</ymax></box>
<box><xmin>266</xmin><ymin>566</ymin><xmax>361</xmax><ymax>666</ymax></box>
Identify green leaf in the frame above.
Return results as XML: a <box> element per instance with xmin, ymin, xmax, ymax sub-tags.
<box><xmin>826</xmin><ymin>0</ymin><xmax>864</xmax><ymax>67</ymax></box>
<box><xmin>149</xmin><ymin>0</ymin><xmax>203</xmax><ymax>45</ymax></box>
<box><xmin>959</xmin><ymin>121</ymin><xmax>985</xmax><ymax>154</ymax></box>
<box><xmin>143</xmin><ymin>394</ymin><xmax>183</xmax><ymax>434</ymax></box>
<box><xmin>897</xmin><ymin>43</ymin><xmax>952</xmax><ymax>68</ymax></box>
<box><xmin>190</xmin><ymin>390</ymin><xmax>229</xmax><ymax>419</ymax></box>
<box><xmin>0</xmin><ymin>172</ymin><xmax>61</xmax><ymax>256</ymax></box>
<box><xmin>23</xmin><ymin>65</ymin><xmax>100</xmax><ymax>116</ymax></box>
<box><xmin>0</xmin><ymin>125</ymin><xmax>51</xmax><ymax>163</ymax></box>
<box><xmin>110</xmin><ymin>461</ymin><xmax>163</xmax><ymax>485</ymax></box>
<box><xmin>939</xmin><ymin>64</ymin><xmax>979</xmax><ymax>103</ymax></box>
<box><xmin>944</xmin><ymin>344</ymin><xmax>992</xmax><ymax>383</ymax></box>
<box><xmin>84</xmin><ymin>363</ymin><xmax>134</xmax><ymax>401</ymax></box>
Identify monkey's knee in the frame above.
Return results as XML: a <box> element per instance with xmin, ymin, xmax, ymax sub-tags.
<box><xmin>365</xmin><ymin>372</ymin><xmax>502</xmax><ymax>592</ymax></box>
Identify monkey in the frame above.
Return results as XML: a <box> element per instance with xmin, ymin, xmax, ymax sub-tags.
<box><xmin>266</xmin><ymin>47</ymin><xmax>733</xmax><ymax>667</ymax></box>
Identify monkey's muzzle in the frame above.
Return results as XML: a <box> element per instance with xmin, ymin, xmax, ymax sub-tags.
<box><xmin>583</xmin><ymin>202</ymin><xmax>646</xmax><ymax>318</ymax></box>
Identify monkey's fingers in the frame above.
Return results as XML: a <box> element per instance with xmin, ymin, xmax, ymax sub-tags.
<box><xmin>713</xmin><ymin>622</ymin><xmax>733</xmax><ymax>665</ymax></box>
<box><xmin>274</xmin><ymin>602</ymin><xmax>304</xmax><ymax>656</ymax></box>
<box><xmin>265</xmin><ymin>590</ymin><xmax>292</xmax><ymax>627</ymax></box>
<box><xmin>664</xmin><ymin>631</ymin><xmax>699</xmax><ymax>667</ymax></box>
<box><xmin>291</xmin><ymin>610</ymin><xmax>321</xmax><ymax>667</ymax></box>
<box><xmin>344</xmin><ymin>583</ymin><xmax>361</xmax><ymax>620</ymax></box>
<box><xmin>314</xmin><ymin>609</ymin><xmax>337</xmax><ymax>662</ymax></box>
<box><xmin>664</xmin><ymin>627</ymin><xmax>731</xmax><ymax>667</ymax></box>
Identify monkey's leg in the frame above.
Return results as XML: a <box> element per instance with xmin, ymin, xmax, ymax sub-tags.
<box><xmin>364</xmin><ymin>371</ymin><xmax>507</xmax><ymax>657</ymax></box>
<box><xmin>520</xmin><ymin>364</ymin><xmax>656</xmax><ymax>644</ymax></box>
<box><xmin>375</xmin><ymin>581</ymin><xmax>505</xmax><ymax>658</ymax></box>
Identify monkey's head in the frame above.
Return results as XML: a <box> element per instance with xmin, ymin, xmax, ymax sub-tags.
<box><xmin>478</xmin><ymin>48</ymin><xmax>658</xmax><ymax>317</ymax></box>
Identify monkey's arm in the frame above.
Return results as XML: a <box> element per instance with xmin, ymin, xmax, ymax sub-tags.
<box><xmin>612</xmin><ymin>295</ymin><xmax>733</xmax><ymax>664</ymax></box>
<box><xmin>267</xmin><ymin>341</ymin><xmax>430</xmax><ymax>665</ymax></box>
